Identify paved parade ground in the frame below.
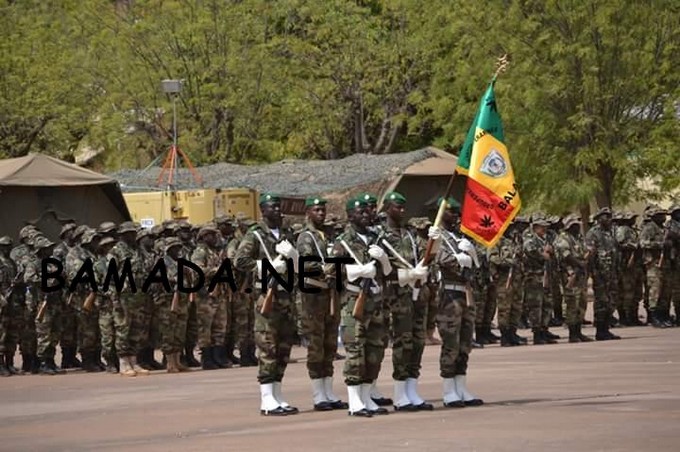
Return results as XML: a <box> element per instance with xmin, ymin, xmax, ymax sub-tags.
<box><xmin>2</xmin><ymin>326</ymin><xmax>680</xmax><ymax>452</ymax></box>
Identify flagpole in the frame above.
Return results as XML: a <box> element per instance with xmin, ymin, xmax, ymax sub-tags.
<box><xmin>421</xmin><ymin>54</ymin><xmax>511</xmax><ymax>265</ymax></box>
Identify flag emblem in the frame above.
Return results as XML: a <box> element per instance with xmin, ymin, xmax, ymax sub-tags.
<box><xmin>479</xmin><ymin>149</ymin><xmax>507</xmax><ymax>178</ymax></box>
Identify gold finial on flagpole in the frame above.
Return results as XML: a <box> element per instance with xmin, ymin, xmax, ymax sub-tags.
<box><xmin>493</xmin><ymin>54</ymin><xmax>510</xmax><ymax>81</ymax></box>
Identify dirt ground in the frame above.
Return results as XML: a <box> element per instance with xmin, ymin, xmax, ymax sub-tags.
<box><xmin>2</xmin><ymin>325</ymin><xmax>679</xmax><ymax>452</ymax></box>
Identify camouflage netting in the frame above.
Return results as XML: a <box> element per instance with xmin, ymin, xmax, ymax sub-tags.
<box><xmin>110</xmin><ymin>148</ymin><xmax>438</xmax><ymax>197</ymax></box>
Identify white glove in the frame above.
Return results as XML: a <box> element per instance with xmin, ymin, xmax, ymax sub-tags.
<box><xmin>454</xmin><ymin>253</ymin><xmax>473</xmax><ymax>269</ymax></box>
<box><xmin>412</xmin><ymin>263</ymin><xmax>429</xmax><ymax>282</ymax></box>
<box><xmin>427</xmin><ymin>226</ymin><xmax>442</xmax><ymax>241</ymax></box>
<box><xmin>275</xmin><ymin>240</ymin><xmax>295</xmax><ymax>259</ymax></box>
<box><xmin>368</xmin><ymin>245</ymin><xmax>392</xmax><ymax>275</ymax></box>
<box><xmin>346</xmin><ymin>262</ymin><xmax>377</xmax><ymax>282</ymax></box>
<box><xmin>458</xmin><ymin>238</ymin><xmax>475</xmax><ymax>253</ymax></box>
<box><xmin>398</xmin><ymin>268</ymin><xmax>416</xmax><ymax>287</ymax></box>
<box><xmin>271</xmin><ymin>256</ymin><xmax>288</xmax><ymax>274</ymax></box>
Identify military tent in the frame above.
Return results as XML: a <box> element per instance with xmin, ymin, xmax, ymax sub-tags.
<box><xmin>0</xmin><ymin>153</ymin><xmax>131</xmax><ymax>241</ymax></box>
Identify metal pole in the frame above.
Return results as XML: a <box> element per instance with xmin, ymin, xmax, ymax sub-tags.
<box><xmin>172</xmin><ymin>94</ymin><xmax>178</xmax><ymax>188</ymax></box>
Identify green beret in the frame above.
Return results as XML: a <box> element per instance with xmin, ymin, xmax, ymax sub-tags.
<box><xmin>437</xmin><ymin>197</ymin><xmax>461</xmax><ymax>211</ymax></box>
<box><xmin>259</xmin><ymin>193</ymin><xmax>281</xmax><ymax>205</ymax></box>
<box><xmin>357</xmin><ymin>193</ymin><xmax>377</xmax><ymax>205</ymax></box>
<box><xmin>383</xmin><ymin>191</ymin><xmax>407</xmax><ymax>205</ymax></box>
<box><xmin>305</xmin><ymin>196</ymin><xmax>327</xmax><ymax>207</ymax></box>
<box><xmin>346</xmin><ymin>197</ymin><xmax>367</xmax><ymax>211</ymax></box>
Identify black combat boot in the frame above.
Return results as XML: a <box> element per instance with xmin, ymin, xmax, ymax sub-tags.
<box><xmin>649</xmin><ymin>310</ymin><xmax>667</xmax><ymax>328</ymax></box>
<box><xmin>147</xmin><ymin>348</ymin><xmax>164</xmax><ymax>370</ymax></box>
<box><xmin>224</xmin><ymin>338</ymin><xmax>240</xmax><ymax>366</ymax></box>
<box><xmin>499</xmin><ymin>327</ymin><xmax>514</xmax><ymax>347</ymax></box>
<box><xmin>576</xmin><ymin>324</ymin><xmax>593</xmax><ymax>342</ymax></box>
<box><xmin>475</xmin><ymin>327</ymin><xmax>489</xmax><ymax>346</ymax></box>
<box><xmin>543</xmin><ymin>327</ymin><xmax>560</xmax><ymax>341</ymax></box>
<box><xmin>486</xmin><ymin>327</ymin><xmax>501</xmax><ymax>343</ymax></box>
<box><xmin>200</xmin><ymin>347</ymin><xmax>219</xmax><ymax>370</ymax></box>
<box><xmin>533</xmin><ymin>328</ymin><xmax>546</xmax><ymax>345</ymax></box>
<box><xmin>595</xmin><ymin>322</ymin><xmax>618</xmax><ymax>340</ymax></box>
<box><xmin>30</xmin><ymin>355</ymin><xmax>41</xmax><ymax>374</ymax></box>
<box><xmin>212</xmin><ymin>345</ymin><xmax>233</xmax><ymax>369</ymax></box>
<box><xmin>104</xmin><ymin>354</ymin><xmax>118</xmax><ymax>373</ymax></box>
<box><xmin>60</xmin><ymin>346</ymin><xmax>77</xmax><ymax>369</ymax></box>
<box><xmin>511</xmin><ymin>327</ymin><xmax>528</xmax><ymax>345</ymax></box>
<box><xmin>48</xmin><ymin>358</ymin><xmax>66</xmax><ymax>374</ymax></box>
<box><xmin>568</xmin><ymin>325</ymin><xmax>580</xmax><ymax>343</ymax></box>
<box><xmin>239</xmin><ymin>343</ymin><xmax>258</xmax><ymax>367</ymax></box>
<box><xmin>21</xmin><ymin>353</ymin><xmax>32</xmax><ymax>373</ymax></box>
<box><xmin>39</xmin><ymin>358</ymin><xmax>57</xmax><ymax>375</ymax></box>
<box><xmin>185</xmin><ymin>344</ymin><xmax>201</xmax><ymax>368</ymax></box>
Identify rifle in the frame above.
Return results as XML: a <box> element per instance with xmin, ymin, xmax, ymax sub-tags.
<box><xmin>329</xmin><ymin>288</ymin><xmax>337</xmax><ymax>317</ymax></box>
<box><xmin>82</xmin><ymin>291</ymin><xmax>97</xmax><ymax>312</ymax></box>
<box><xmin>657</xmin><ymin>229</ymin><xmax>670</xmax><ymax>268</ymax></box>
<box><xmin>626</xmin><ymin>248</ymin><xmax>636</xmax><ymax>268</ymax></box>
<box><xmin>35</xmin><ymin>297</ymin><xmax>48</xmax><ymax>322</ymax></box>
<box><xmin>171</xmin><ymin>289</ymin><xmax>180</xmax><ymax>313</ymax></box>
<box><xmin>352</xmin><ymin>278</ymin><xmax>372</xmax><ymax>321</ymax></box>
<box><xmin>260</xmin><ymin>274</ymin><xmax>277</xmax><ymax>315</ymax></box>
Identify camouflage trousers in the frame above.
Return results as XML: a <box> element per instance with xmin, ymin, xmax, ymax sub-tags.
<box><xmin>156</xmin><ymin>293</ymin><xmax>188</xmax><ymax>355</ymax></box>
<box><xmin>562</xmin><ymin>275</ymin><xmax>587</xmax><ymax>326</ymax></box>
<box><xmin>591</xmin><ymin>270</ymin><xmax>616</xmax><ymax>324</ymax></box>
<box><xmin>0</xmin><ymin>305</ymin><xmax>8</xmax><ymax>354</ymax></box>
<box><xmin>619</xmin><ymin>265</ymin><xmax>642</xmax><ymax>319</ymax></box>
<box><xmin>185</xmin><ymin>300</ymin><xmax>198</xmax><ymax>348</ymax></box>
<box><xmin>670</xmin><ymin>264</ymin><xmax>680</xmax><ymax>315</ymax></box>
<box><xmin>474</xmin><ymin>283</ymin><xmax>496</xmax><ymax>329</ymax></box>
<box><xmin>114</xmin><ymin>293</ymin><xmax>149</xmax><ymax>357</ymax></box>
<box><xmin>524</xmin><ymin>274</ymin><xmax>552</xmax><ymax>329</ymax></box>
<box><xmin>551</xmin><ymin>279</ymin><xmax>563</xmax><ymax>320</ymax></box>
<box><xmin>3</xmin><ymin>295</ymin><xmax>26</xmax><ymax>355</ymax></box>
<box><xmin>196</xmin><ymin>293</ymin><xmax>227</xmax><ymax>349</ymax></box>
<box><xmin>147</xmin><ymin>295</ymin><xmax>160</xmax><ymax>351</ymax></box>
<box><xmin>72</xmin><ymin>294</ymin><xmax>100</xmax><ymax>354</ymax></box>
<box><xmin>422</xmin><ymin>282</ymin><xmax>439</xmax><ymax>333</ymax></box>
<box><xmin>36</xmin><ymin>301</ymin><xmax>62</xmax><ymax>360</ymax></box>
<box><xmin>496</xmin><ymin>270</ymin><xmax>523</xmax><ymax>329</ymax></box>
<box><xmin>60</xmin><ymin>299</ymin><xmax>78</xmax><ymax>349</ymax></box>
<box><xmin>98</xmin><ymin>298</ymin><xmax>117</xmax><ymax>357</ymax></box>
<box><xmin>386</xmin><ymin>285</ymin><xmax>426</xmax><ymax>380</ymax></box>
<box><xmin>232</xmin><ymin>291</ymin><xmax>255</xmax><ymax>349</ymax></box>
<box><xmin>300</xmin><ymin>290</ymin><xmax>340</xmax><ymax>379</ymax></box>
<box><xmin>341</xmin><ymin>292</ymin><xmax>386</xmax><ymax>386</ymax></box>
<box><xmin>437</xmin><ymin>288</ymin><xmax>475</xmax><ymax>378</ymax></box>
<box><xmin>644</xmin><ymin>264</ymin><xmax>666</xmax><ymax>312</ymax></box>
<box><xmin>254</xmin><ymin>291</ymin><xmax>296</xmax><ymax>384</ymax></box>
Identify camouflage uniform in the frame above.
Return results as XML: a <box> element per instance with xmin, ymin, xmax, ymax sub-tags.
<box><xmin>522</xmin><ymin>221</ymin><xmax>556</xmax><ymax>344</ymax></box>
<box><xmin>65</xmin><ymin>230</ymin><xmax>102</xmax><ymax>371</ymax></box>
<box><xmin>615</xmin><ymin>215</ymin><xmax>643</xmax><ymax>325</ymax></box>
<box><xmin>191</xmin><ymin>226</ymin><xmax>229</xmax><ymax>369</ymax></box>
<box><xmin>667</xmin><ymin>205</ymin><xmax>680</xmax><ymax>325</ymax></box>
<box><xmin>0</xmin><ymin>239</ymin><xmax>13</xmax><ymax>375</ymax></box>
<box><xmin>473</xmin><ymin>243</ymin><xmax>497</xmax><ymax>345</ymax></box>
<box><xmin>488</xmin><ymin>232</ymin><xmax>523</xmax><ymax>345</ymax></box>
<box><xmin>54</xmin><ymin>232</ymin><xmax>78</xmax><ymax>368</ymax></box>
<box><xmin>0</xmin><ymin>237</ymin><xmax>23</xmax><ymax>374</ymax></box>
<box><xmin>178</xmin><ymin>225</ymin><xmax>199</xmax><ymax>367</ymax></box>
<box><xmin>546</xmin><ymin>221</ymin><xmax>563</xmax><ymax>325</ymax></box>
<box><xmin>157</xmin><ymin>240</ymin><xmax>189</xmax><ymax>357</ymax></box>
<box><xmin>554</xmin><ymin>216</ymin><xmax>591</xmax><ymax>342</ymax></box>
<box><xmin>227</xmin><ymin>226</ymin><xmax>256</xmax><ymax>365</ymax></box>
<box><xmin>234</xmin><ymin>220</ymin><xmax>297</xmax><ymax>385</ymax></box>
<box><xmin>137</xmin><ymin>228</ymin><xmax>162</xmax><ymax>370</ymax></box>
<box><xmin>585</xmin><ymin>208</ymin><xmax>621</xmax><ymax>340</ymax></box>
<box><xmin>639</xmin><ymin>207</ymin><xmax>669</xmax><ymax>326</ymax></box>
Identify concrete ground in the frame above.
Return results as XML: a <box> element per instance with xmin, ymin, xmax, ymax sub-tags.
<box><xmin>2</xmin><ymin>325</ymin><xmax>679</xmax><ymax>452</ymax></box>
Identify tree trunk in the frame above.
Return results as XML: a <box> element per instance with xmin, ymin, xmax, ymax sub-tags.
<box><xmin>594</xmin><ymin>160</ymin><xmax>616</xmax><ymax>208</ymax></box>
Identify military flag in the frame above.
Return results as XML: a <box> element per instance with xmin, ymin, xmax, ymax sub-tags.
<box><xmin>456</xmin><ymin>81</ymin><xmax>521</xmax><ymax>247</ymax></box>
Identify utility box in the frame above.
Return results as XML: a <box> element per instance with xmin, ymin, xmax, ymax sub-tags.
<box><xmin>214</xmin><ymin>188</ymin><xmax>259</xmax><ymax>220</ymax></box>
<box><xmin>172</xmin><ymin>189</ymin><xmax>217</xmax><ymax>224</ymax></box>
<box><xmin>123</xmin><ymin>191</ymin><xmax>175</xmax><ymax>228</ymax></box>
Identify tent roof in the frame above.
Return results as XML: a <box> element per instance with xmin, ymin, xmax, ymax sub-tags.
<box><xmin>0</xmin><ymin>153</ymin><xmax>117</xmax><ymax>186</ymax></box>
<box><xmin>399</xmin><ymin>147</ymin><xmax>458</xmax><ymax>176</ymax></box>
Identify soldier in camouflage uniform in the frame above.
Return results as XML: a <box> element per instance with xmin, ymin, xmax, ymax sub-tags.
<box><xmin>523</xmin><ymin>216</ymin><xmax>559</xmax><ymax>345</ymax></box>
<box><xmin>0</xmin><ymin>236</ymin><xmax>25</xmax><ymax>375</ymax></box>
<box><xmin>667</xmin><ymin>204</ymin><xmax>680</xmax><ymax>326</ymax></box>
<box><xmin>554</xmin><ymin>214</ymin><xmax>592</xmax><ymax>342</ymax></box>
<box><xmin>94</xmin><ymin>236</ymin><xmax>119</xmax><ymax>373</ymax></box>
<box><xmin>0</xmin><ymin>236</ymin><xmax>16</xmax><ymax>376</ymax></box>
<box><xmin>215</xmin><ymin>215</ymin><xmax>241</xmax><ymax>366</ymax></box>
<box><xmin>235</xmin><ymin>193</ymin><xmax>299</xmax><ymax>416</ymax></box>
<box><xmin>54</xmin><ymin>222</ymin><xmax>81</xmax><ymax>369</ymax></box>
<box><xmin>639</xmin><ymin>206</ymin><xmax>672</xmax><ymax>328</ymax></box>
<box><xmin>177</xmin><ymin>220</ymin><xmax>200</xmax><ymax>368</ymax></box>
<box><xmin>228</xmin><ymin>217</ymin><xmax>258</xmax><ymax>367</ymax></box>
<box><xmin>327</xmin><ymin>197</ymin><xmax>387</xmax><ymax>417</ymax></box>
<box><xmin>377</xmin><ymin>191</ymin><xmax>433</xmax><ymax>412</ymax></box>
<box><xmin>296</xmin><ymin>196</ymin><xmax>348</xmax><ymax>411</ymax></box>
<box><xmin>25</xmin><ymin>236</ymin><xmax>65</xmax><ymax>375</ymax></box>
<box><xmin>155</xmin><ymin>237</ymin><xmax>191</xmax><ymax>373</ymax></box>
<box><xmin>614</xmin><ymin>212</ymin><xmax>644</xmax><ymax>326</ymax></box>
<box><xmin>409</xmin><ymin>217</ymin><xmax>441</xmax><ymax>346</ymax></box>
<box><xmin>585</xmin><ymin>207</ymin><xmax>622</xmax><ymax>340</ymax></box>
<box><xmin>434</xmin><ymin>197</ymin><xmax>483</xmax><ymax>408</ymax></box>
<box><xmin>488</xmin><ymin>223</ymin><xmax>525</xmax><ymax>346</ymax></box>
<box><xmin>136</xmin><ymin>227</ymin><xmax>164</xmax><ymax>370</ymax></box>
<box><xmin>547</xmin><ymin>217</ymin><xmax>564</xmax><ymax>327</ymax></box>
<box><xmin>107</xmin><ymin>221</ymin><xmax>150</xmax><ymax>376</ymax></box>
<box><xmin>191</xmin><ymin>224</ymin><xmax>230</xmax><ymax>370</ymax></box>
<box><xmin>65</xmin><ymin>228</ymin><xmax>104</xmax><ymax>372</ymax></box>
<box><xmin>473</xmin><ymin>242</ymin><xmax>498</xmax><ymax>346</ymax></box>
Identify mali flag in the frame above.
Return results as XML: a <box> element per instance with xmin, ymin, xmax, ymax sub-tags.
<box><xmin>456</xmin><ymin>81</ymin><xmax>521</xmax><ymax>248</ymax></box>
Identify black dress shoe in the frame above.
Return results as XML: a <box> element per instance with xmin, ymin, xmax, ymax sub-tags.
<box><xmin>371</xmin><ymin>397</ymin><xmax>393</xmax><ymax>406</ymax></box>
<box><xmin>443</xmin><ymin>400</ymin><xmax>466</xmax><ymax>408</ymax></box>
<box><xmin>464</xmin><ymin>398</ymin><xmax>484</xmax><ymax>407</ymax></box>
<box><xmin>349</xmin><ymin>409</ymin><xmax>373</xmax><ymax>417</ymax></box>
<box><xmin>314</xmin><ymin>401</ymin><xmax>334</xmax><ymax>411</ymax></box>
<box><xmin>282</xmin><ymin>405</ymin><xmax>299</xmax><ymax>414</ymax></box>
<box><xmin>328</xmin><ymin>400</ymin><xmax>349</xmax><ymax>410</ymax></box>
<box><xmin>369</xmin><ymin>407</ymin><xmax>389</xmax><ymax>415</ymax></box>
<box><xmin>414</xmin><ymin>402</ymin><xmax>434</xmax><ymax>411</ymax></box>
<box><xmin>261</xmin><ymin>407</ymin><xmax>288</xmax><ymax>416</ymax></box>
<box><xmin>394</xmin><ymin>404</ymin><xmax>419</xmax><ymax>412</ymax></box>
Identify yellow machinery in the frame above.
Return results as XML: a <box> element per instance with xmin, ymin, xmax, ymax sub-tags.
<box><xmin>123</xmin><ymin>188</ymin><xmax>259</xmax><ymax>227</ymax></box>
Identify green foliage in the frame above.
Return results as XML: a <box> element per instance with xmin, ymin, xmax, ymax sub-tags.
<box><xmin>1</xmin><ymin>0</ymin><xmax>678</xmax><ymax>210</ymax></box>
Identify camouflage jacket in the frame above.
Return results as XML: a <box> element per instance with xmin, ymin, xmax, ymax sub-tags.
<box><xmin>234</xmin><ymin>221</ymin><xmax>295</xmax><ymax>286</ymax></box>
<box><xmin>380</xmin><ymin>223</ymin><xmax>423</xmax><ymax>280</ymax></box>
<box><xmin>191</xmin><ymin>242</ymin><xmax>222</xmax><ymax>292</ymax></box>
<box><xmin>554</xmin><ymin>231</ymin><xmax>587</xmax><ymax>276</ymax></box>
<box><xmin>107</xmin><ymin>240</ymin><xmax>145</xmax><ymax>293</ymax></box>
<box><xmin>585</xmin><ymin>224</ymin><xmax>619</xmax><ymax>273</ymax></box>
<box><xmin>139</xmin><ymin>246</ymin><xmax>158</xmax><ymax>274</ymax></box>
<box><xmin>65</xmin><ymin>245</ymin><xmax>95</xmax><ymax>294</ymax></box>
<box><xmin>435</xmin><ymin>229</ymin><xmax>471</xmax><ymax>285</ymax></box>
<box><xmin>615</xmin><ymin>225</ymin><xmax>640</xmax><ymax>268</ymax></box>
<box><xmin>10</xmin><ymin>244</ymin><xmax>30</xmax><ymax>263</ymax></box>
<box><xmin>327</xmin><ymin>224</ymin><xmax>383</xmax><ymax>290</ymax></box>
<box><xmin>669</xmin><ymin>219</ymin><xmax>680</xmax><ymax>265</ymax></box>
<box><xmin>53</xmin><ymin>242</ymin><xmax>72</xmax><ymax>264</ymax></box>
<box><xmin>296</xmin><ymin>220</ymin><xmax>328</xmax><ymax>281</ymax></box>
<box><xmin>488</xmin><ymin>235</ymin><xmax>518</xmax><ymax>281</ymax></box>
<box><xmin>0</xmin><ymin>254</ymin><xmax>15</xmax><ymax>307</ymax></box>
<box><xmin>522</xmin><ymin>231</ymin><xmax>550</xmax><ymax>277</ymax></box>
<box><xmin>23</xmin><ymin>253</ymin><xmax>61</xmax><ymax>304</ymax></box>
<box><xmin>639</xmin><ymin>220</ymin><xmax>665</xmax><ymax>264</ymax></box>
